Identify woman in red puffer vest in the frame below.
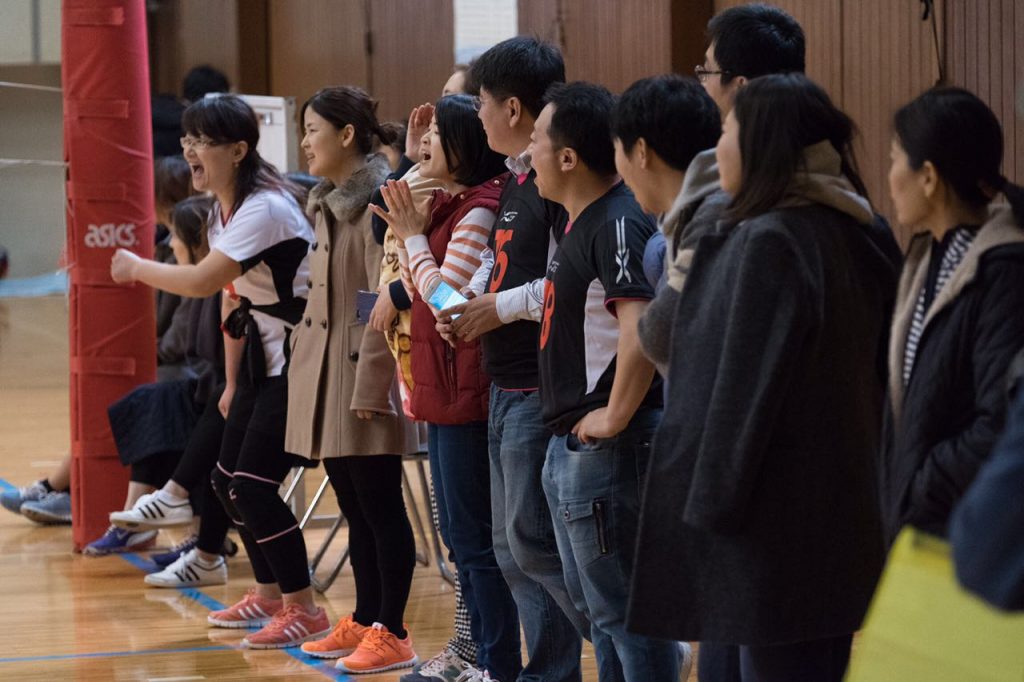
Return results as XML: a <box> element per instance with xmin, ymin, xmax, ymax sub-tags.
<box><xmin>370</xmin><ymin>93</ymin><xmax>523</xmax><ymax>680</ymax></box>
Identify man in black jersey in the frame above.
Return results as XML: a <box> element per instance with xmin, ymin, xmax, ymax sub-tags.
<box><xmin>530</xmin><ymin>82</ymin><xmax>676</xmax><ymax>680</ymax></box>
<box><xmin>441</xmin><ymin>37</ymin><xmax>589</xmax><ymax>682</ymax></box>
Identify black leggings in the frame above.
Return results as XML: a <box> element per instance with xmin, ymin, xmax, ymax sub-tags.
<box><xmin>323</xmin><ymin>456</ymin><xmax>415</xmax><ymax>635</ymax></box>
<box><xmin>210</xmin><ymin>374</ymin><xmax>311</xmax><ymax>594</ymax></box>
<box><xmin>131</xmin><ymin>451</ymin><xmax>181</xmax><ymax>489</ymax></box>
<box><xmin>130</xmin><ymin>393</ymin><xmax>232</xmax><ymax>557</ymax></box>
<box><xmin>172</xmin><ymin>390</ymin><xmax>232</xmax><ymax>555</ymax></box>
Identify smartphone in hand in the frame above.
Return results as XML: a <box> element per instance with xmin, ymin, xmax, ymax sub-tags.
<box><xmin>428</xmin><ymin>281</ymin><xmax>468</xmax><ymax>319</ymax></box>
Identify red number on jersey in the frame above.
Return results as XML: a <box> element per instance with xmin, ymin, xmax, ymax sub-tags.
<box><xmin>539</xmin><ymin>280</ymin><xmax>555</xmax><ymax>350</ymax></box>
<box><xmin>488</xmin><ymin>229</ymin><xmax>514</xmax><ymax>293</ymax></box>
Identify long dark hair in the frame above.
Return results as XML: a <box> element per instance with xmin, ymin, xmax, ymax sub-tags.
<box><xmin>170</xmin><ymin>195</ymin><xmax>214</xmax><ymax>264</ymax></box>
<box><xmin>301</xmin><ymin>86</ymin><xmax>396</xmax><ymax>155</ymax></box>
<box><xmin>895</xmin><ymin>86</ymin><xmax>1024</xmax><ymax>224</ymax></box>
<box><xmin>181</xmin><ymin>94</ymin><xmax>301</xmax><ymax>210</ymax></box>
<box><xmin>435</xmin><ymin>94</ymin><xmax>507</xmax><ymax>187</ymax></box>
<box><xmin>728</xmin><ymin>73</ymin><xmax>868</xmax><ymax>221</ymax></box>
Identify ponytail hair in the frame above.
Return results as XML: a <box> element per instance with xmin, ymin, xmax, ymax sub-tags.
<box><xmin>895</xmin><ymin>87</ymin><xmax>1023</xmax><ymax>224</ymax></box>
<box><xmin>301</xmin><ymin>86</ymin><xmax>389</xmax><ymax>156</ymax></box>
<box><xmin>182</xmin><ymin>94</ymin><xmax>302</xmax><ymax>210</ymax></box>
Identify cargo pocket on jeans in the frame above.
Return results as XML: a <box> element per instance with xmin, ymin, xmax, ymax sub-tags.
<box><xmin>561</xmin><ymin>497</ymin><xmax>612</xmax><ymax>568</ymax></box>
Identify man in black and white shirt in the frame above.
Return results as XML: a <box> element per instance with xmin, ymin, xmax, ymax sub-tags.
<box><xmin>530</xmin><ymin>82</ymin><xmax>676</xmax><ymax>680</ymax></box>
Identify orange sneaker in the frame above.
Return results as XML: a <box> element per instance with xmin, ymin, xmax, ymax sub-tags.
<box><xmin>242</xmin><ymin>603</ymin><xmax>330</xmax><ymax>649</ymax></box>
<box><xmin>207</xmin><ymin>588</ymin><xmax>282</xmax><ymax>629</ymax></box>
<box><xmin>335</xmin><ymin>622</ymin><xmax>418</xmax><ymax>673</ymax></box>
<box><xmin>300</xmin><ymin>613</ymin><xmax>370</xmax><ymax>658</ymax></box>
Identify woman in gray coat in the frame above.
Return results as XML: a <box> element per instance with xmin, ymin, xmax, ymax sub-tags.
<box><xmin>628</xmin><ymin>74</ymin><xmax>898</xmax><ymax>682</ymax></box>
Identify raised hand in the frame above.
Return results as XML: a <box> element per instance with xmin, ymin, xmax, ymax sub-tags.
<box><xmin>405</xmin><ymin>103</ymin><xmax>435</xmax><ymax>162</ymax></box>
<box><xmin>367</xmin><ymin>179</ymin><xmax>431</xmax><ymax>243</ymax></box>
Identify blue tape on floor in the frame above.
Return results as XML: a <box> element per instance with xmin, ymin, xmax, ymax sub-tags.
<box><xmin>120</xmin><ymin>551</ymin><xmax>159</xmax><ymax>573</ymax></box>
<box><xmin>0</xmin><ymin>644</ymin><xmax>230</xmax><ymax>664</ymax></box>
<box><xmin>117</xmin><ymin>554</ymin><xmax>352</xmax><ymax>680</ymax></box>
<box><xmin>0</xmin><ymin>482</ymin><xmax>352</xmax><ymax>679</ymax></box>
<box><xmin>0</xmin><ymin>271</ymin><xmax>68</xmax><ymax>298</ymax></box>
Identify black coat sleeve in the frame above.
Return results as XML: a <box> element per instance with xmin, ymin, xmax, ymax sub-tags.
<box><xmin>950</xmin><ymin>384</ymin><xmax>1024</xmax><ymax>610</ymax></box>
<box><xmin>682</xmin><ymin>227</ymin><xmax>812</xmax><ymax>534</ymax></box>
<box><xmin>907</xmin><ymin>258</ymin><xmax>1024</xmax><ymax>530</ymax></box>
<box><xmin>369</xmin><ymin>157</ymin><xmax>415</xmax><ymax>246</ymax></box>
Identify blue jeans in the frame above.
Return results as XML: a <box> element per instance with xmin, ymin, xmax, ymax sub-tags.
<box><xmin>428</xmin><ymin>421</ymin><xmax>523</xmax><ymax>681</ymax></box>
<box><xmin>489</xmin><ymin>387</ymin><xmax>587</xmax><ymax>682</ymax></box>
<box><xmin>543</xmin><ymin>408</ymin><xmax>679</xmax><ymax>682</ymax></box>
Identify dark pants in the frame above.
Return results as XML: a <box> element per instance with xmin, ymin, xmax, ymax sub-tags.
<box><xmin>131</xmin><ymin>451</ymin><xmax>181</xmax><ymax>488</ymax></box>
<box><xmin>698</xmin><ymin>643</ymin><xmax>742</xmax><ymax>682</ymax></box>
<box><xmin>323</xmin><ymin>455</ymin><xmax>415</xmax><ymax>636</ymax></box>
<box><xmin>738</xmin><ymin>634</ymin><xmax>853</xmax><ymax>682</ymax></box>
<box><xmin>210</xmin><ymin>374</ymin><xmax>310</xmax><ymax>594</ymax></box>
<box><xmin>428</xmin><ymin>421</ymin><xmax>522</xmax><ymax>682</ymax></box>
<box><xmin>171</xmin><ymin>389</ymin><xmax>232</xmax><ymax>555</ymax></box>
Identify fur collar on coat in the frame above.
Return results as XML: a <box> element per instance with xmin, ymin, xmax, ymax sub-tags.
<box><xmin>307</xmin><ymin>153</ymin><xmax>391</xmax><ymax>225</ymax></box>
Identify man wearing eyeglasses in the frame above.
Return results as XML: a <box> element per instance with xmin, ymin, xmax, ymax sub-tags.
<box><xmin>696</xmin><ymin>3</ymin><xmax>805</xmax><ymax>116</ymax></box>
<box><xmin>629</xmin><ymin>5</ymin><xmax>807</xmax><ymax>682</ymax></box>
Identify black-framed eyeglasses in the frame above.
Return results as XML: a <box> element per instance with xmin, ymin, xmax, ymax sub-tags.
<box><xmin>694</xmin><ymin>65</ymin><xmax>729</xmax><ymax>83</ymax></box>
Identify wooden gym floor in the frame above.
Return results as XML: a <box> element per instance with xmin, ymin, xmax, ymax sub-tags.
<box><xmin>2</xmin><ymin>296</ymin><xmax>689</xmax><ymax>680</ymax></box>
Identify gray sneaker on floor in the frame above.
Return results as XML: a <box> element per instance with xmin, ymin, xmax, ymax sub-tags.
<box><xmin>20</xmin><ymin>490</ymin><xmax>72</xmax><ymax>524</ymax></box>
<box><xmin>400</xmin><ymin>649</ymin><xmax>475</xmax><ymax>681</ymax></box>
<box><xmin>1</xmin><ymin>480</ymin><xmax>48</xmax><ymax>515</ymax></box>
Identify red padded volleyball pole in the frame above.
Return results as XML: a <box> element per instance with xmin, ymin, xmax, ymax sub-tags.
<box><xmin>62</xmin><ymin>0</ymin><xmax>156</xmax><ymax>550</ymax></box>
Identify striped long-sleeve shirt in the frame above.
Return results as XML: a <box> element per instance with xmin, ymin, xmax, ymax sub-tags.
<box><xmin>397</xmin><ymin>206</ymin><xmax>497</xmax><ymax>312</ymax></box>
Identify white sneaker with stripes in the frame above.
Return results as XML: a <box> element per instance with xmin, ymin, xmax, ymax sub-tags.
<box><xmin>145</xmin><ymin>548</ymin><xmax>227</xmax><ymax>588</ymax></box>
<box><xmin>109</xmin><ymin>491</ymin><xmax>193</xmax><ymax>529</ymax></box>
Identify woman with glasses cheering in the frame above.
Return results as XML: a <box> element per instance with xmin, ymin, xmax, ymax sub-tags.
<box><xmin>111</xmin><ymin>94</ymin><xmax>330</xmax><ymax>650</ymax></box>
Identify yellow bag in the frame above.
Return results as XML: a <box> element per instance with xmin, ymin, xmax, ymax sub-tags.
<box><xmin>846</xmin><ymin>529</ymin><xmax>1024</xmax><ymax>681</ymax></box>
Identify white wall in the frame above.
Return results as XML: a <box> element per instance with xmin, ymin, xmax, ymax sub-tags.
<box><xmin>0</xmin><ymin>0</ymin><xmax>61</xmax><ymax>64</ymax></box>
<box><xmin>0</xmin><ymin>65</ymin><xmax>65</xmax><ymax>278</ymax></box>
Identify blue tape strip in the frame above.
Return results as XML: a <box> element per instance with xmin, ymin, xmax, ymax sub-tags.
<box><xmin>116</xmin><ymin>553</ymin><xmax>350</xmax><ymax>680</ymax></box>
<box><xmin>120</xmin><ymin>551</ymin><xmax>158</xmax><ymax>573</ymax></box>
<box><xmin>175</xmin><ymin>586</ymin><xmax>227</xmax><ymax>612</ymax></box>
<box><xmin>0</xmin><ymin>645</ymin><xmax>229</xmax><ymax>664</ymax></box>
<box><xmin>0</xmin><ymin>485</ymin><xmax>348</xmax><ymax>679</ymax></box>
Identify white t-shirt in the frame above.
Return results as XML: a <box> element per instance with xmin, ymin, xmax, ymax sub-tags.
<box><xmin>208</xmin><ymin>189</ymin><xmax>313</xmax><ymax>376</ymax></box>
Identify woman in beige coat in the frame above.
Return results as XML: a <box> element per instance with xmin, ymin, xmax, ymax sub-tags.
<box><xmin>285</xmin><ymin>86</ymin><xmax>421</xmax><ymax>674</ymax></box>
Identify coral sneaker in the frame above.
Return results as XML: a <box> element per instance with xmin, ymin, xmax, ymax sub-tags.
<box><xmin>336</xmin><ymin>622</ymin><xmax>418</xmax><ymax>673</ymax></box>
<box><xmin>242</xmin><ymin>603</ymin><xmax>331</xmax><ymax>649</ymax></box>
<box><xmin>300</xmin><ymin>613</ymin><xmax>370</xmax><ymax>658</ymax></box>
<box><xmin>207</xmin><ymin>588</ymin><xmax>282</xmax><ymax>629</ymax></box>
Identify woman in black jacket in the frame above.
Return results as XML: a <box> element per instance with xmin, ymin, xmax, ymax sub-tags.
<box><xmin>628</xmin><ymin>74</ymin><xmax>899</xmax><ymax>682</ymax></box>
<box><xmin>881</xmin><ymin>87</ymin><xmax>1024</xmax><ymax>542</ymax></box>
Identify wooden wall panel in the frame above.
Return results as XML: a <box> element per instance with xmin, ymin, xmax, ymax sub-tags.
<box><xmin>712</xmin><ymin>1</ymin><xmax>943</xmax><ymax>245</ymax></box>
<box><xmin>671</xmin><ymin>0</ymin><xmax>715</xmax><ymax>78</ymax></box>
<box><xmin>945</xmin><ymin>0</ymin><xmax>1022</xmax><ymax>189</ymax></box>
<box><xmin>268</xmin><ymin>0</ymin><xmax>368</xmax><ymax>107</ymax></box>
<box><xmin>517</xmin><ymin>0</ymin><xmax>560</xmax><ymax>45</ymax></box>
<box><xmin>842</xmin><ymin>0</ymin><xmax>941</xmax><ymax>244</ymax></box>
<box><xmin>148</xmin><ymin>0</ymin><xmax>268</xmax><ymax>97</ymax></box>
<box><xmin>519</xmin><ymin>0</ymin><xmax>672</xmax><ymax>93</ymax></box>
<box><xmin>369</xmin><ymin>0</ymin><xmax>456</xmax><ymax>122</ymax></box>
<box><xmin>712</xmin><ymin>0</ymin><xmax>841</xmax><ymax>99</ymax></box>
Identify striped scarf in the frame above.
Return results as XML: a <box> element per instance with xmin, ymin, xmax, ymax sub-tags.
<box><xmin>902</xmin><ymin>227</ymin><xmax>978</xmax><ymax>385</ymax></box>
